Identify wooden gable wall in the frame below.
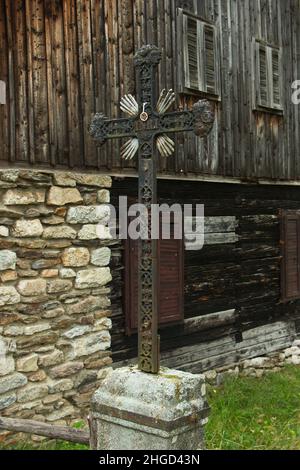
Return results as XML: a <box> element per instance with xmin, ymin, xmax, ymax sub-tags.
<box><xmin>0</xmin><ymin>0</ymin><xmax>300</xmax><ymax>180</ymax></box>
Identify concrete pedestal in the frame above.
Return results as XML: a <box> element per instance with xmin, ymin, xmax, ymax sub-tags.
<box><xmin>89</xmin><ymin>366</ymin><xmax>209</xmax><ymax>450</ymax></box>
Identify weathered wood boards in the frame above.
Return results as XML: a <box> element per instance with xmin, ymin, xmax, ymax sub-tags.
<box><xmin>0</xmin><ymin>0</ymin><xmax>299</xmax><ymax>180</ymax></box>
<box><xmin>110</xmin><ymin>177</ymin><xmax>300</xmax><ymax>372</ymax></box>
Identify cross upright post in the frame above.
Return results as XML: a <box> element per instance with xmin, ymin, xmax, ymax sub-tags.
<box><xmin>90</xmin><ymin>45</ymin><xmax>215</xmax><ymax>374</ymax></box>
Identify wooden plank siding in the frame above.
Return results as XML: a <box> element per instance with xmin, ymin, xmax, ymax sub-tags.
<box><xmin>110</xmin><ymin>177</ymin><xmax>300</xmax><ymax>371</ymax></box>
<box><xmin>0</xmin><ymin>0</ymin><xmax>299</xmax><ymax>180</ymax></box>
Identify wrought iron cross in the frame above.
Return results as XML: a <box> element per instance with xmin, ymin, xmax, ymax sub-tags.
<box><xmin>90</xmin><ymin>45</ymin><xmax>215</xmax><ymax>374</ymax></box>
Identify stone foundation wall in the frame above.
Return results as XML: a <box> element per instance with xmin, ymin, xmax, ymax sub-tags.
<box><xmin>204</xmin><ymin>338</ymin><xmax>300</xmax><ymax>386</ymax></box>
<box><xmin>0</xmin><ymin>169</ymin><xmax>113</xmax><ymax>429</ymax></box>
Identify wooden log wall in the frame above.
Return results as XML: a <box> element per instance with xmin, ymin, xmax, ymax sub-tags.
<box><xmin>110</xmin><ymin>177</ymin><xmax>300</xmax><ymax>371</ymax></box>
<box><xmin>0</xmin><ymin>0</ymin><xmax>300</xmax><ymax>181</ymax></box>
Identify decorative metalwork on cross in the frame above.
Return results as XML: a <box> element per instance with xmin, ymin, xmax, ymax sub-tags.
<box><xmin>90</xmin><ymin>45</ymin><xmax>215</xmax><ymax>374</ymax></box>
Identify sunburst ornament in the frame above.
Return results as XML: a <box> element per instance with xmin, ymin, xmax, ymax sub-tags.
<box><xmin>156</xmin><ymin>89</ymin><xmax>176</xmax><ymax>114</ymax></box>
<box><xmin>119</xmin><ymin>89</ymin><xmax>176</xmax><ymax>160</ymax></box>
<box><xmin>120</xmin><ymin>94</ymin><xmax>139</xmax><ymax>117</ymax></box>
<box><xmin>120</xmin><ymin>138</ymin><xmax>139</xmax><ymax>160</ymax></box>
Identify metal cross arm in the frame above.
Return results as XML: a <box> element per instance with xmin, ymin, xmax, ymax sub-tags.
<box><xmin>90</xmin><ymin>95</ymin><xmax>214</xmax><ymax>152</ymax></box>
<box><xmin>90</xmin><ymin>45</ymin><xmax>215</xmax><ymax>374</ymax></box>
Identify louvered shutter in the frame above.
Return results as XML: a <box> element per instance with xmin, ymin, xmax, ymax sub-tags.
<box><xmin>158</xmin><ymin>216</ymin><xmax>184</xmax><ymax>325</ymax></box>
<box><xmin>203</xmin><ymin>24</ymin><xmax>217</xmax><ymax>94</ymax></box>
<box><xmin>183</xmin><ymin>14</ymin><xmax>200</xmax><ymax>90</ymax></box>
<box><xmin>180</xmin><ymin>9</ymin><xmax>219</xmax><ymax>96</ymax></box>
<box><xmin>257</xmin><ymin>44</ymin><xmax>268</xmax><ymax>107</ymax></box>
<box><xmin>280</xmin><ymin>212</ymin><xmax>300</xmax><ymax>301</ymax></box>
<box><xmin>271</xmin><ymin>48</ymin><xmax>281</xmax><ymax>108</ymax></box>
<box><xmin>124</xmin><ymin>220</ymin><xmax>184</xmax><ymax>334</ymax></box>
<box><xmin>254</xmin><ymin>40</ymin><xmax>282</xmax><ymax>111</ymax></box>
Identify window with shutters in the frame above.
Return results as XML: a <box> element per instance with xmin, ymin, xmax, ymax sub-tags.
<box><xmin>253</xmin><ymin>39</ymin><xmax>283</xmax><ymax>112</ymax></box>
<box><xmin>177</xmin><ymin>9</ymin><xmax>220</xmax><ymax>98</ymax></box>
<box><xmin>124</xmin><ymin>216</ymin><xmax>184</xmax><ymax>335</ymax></box>
<box><xmin>280</xmin><ymin>211</ymin><xmax>300</xmax><ymax>302</ymax></box>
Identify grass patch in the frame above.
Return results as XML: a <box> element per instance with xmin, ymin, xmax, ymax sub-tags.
<box><xmin>1</xmin><ymin>366</ymin><xmax>300</xmax><ymax>450</ymax></box>
<box><xmin>206</xmin><ymin>365</ymin><xmax>300</xmax><ymax>450</ymax></box>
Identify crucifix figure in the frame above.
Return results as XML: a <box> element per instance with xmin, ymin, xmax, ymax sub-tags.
<box><xmin>90</xmin><ymin>45</ymin><xmax>215</xmax><ymax>374</ymax></box>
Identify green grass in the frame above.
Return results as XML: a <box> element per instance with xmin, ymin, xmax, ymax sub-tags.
<box><xmin>1</xmin><ymin>366</ymin><xmax>300</xmax><ymax>450</ymax></box>
<box><xmin>206</xmin><ymin>365</ymin><xmax>300</xmax><ymax>450</ymax></box>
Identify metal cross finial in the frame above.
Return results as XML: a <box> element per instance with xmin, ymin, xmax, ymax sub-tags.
<box><xmin>90</xmin><ymin>45</ymin><xmax>215</xmax><ymax>374</ymax></box>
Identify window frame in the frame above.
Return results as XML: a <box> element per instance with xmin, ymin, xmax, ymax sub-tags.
<box><xmin>177</xmin><ymin>8</ymin><xmax>221</xmax><ymax>100</ymax></box>
<box><xmin>252</xmin><ymin>38</ymin><xmax>283</xmax><ymax>114</ymax></box>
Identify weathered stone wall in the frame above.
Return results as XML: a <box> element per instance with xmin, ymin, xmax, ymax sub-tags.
<box><xmin>204</xmin><ymin>338</ymin><xmax>300</xmax><ymax>386</ymax></box>
<box><xmin>0</xmin><ymin>169</ymin><xmax>113</xmax><ymax>428</ymax></box>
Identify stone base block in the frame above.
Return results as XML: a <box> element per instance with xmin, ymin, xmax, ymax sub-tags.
<box><xmin>90</xmin><ymin>366</ymin><xmax>209</xmax><ymax>450</ymax></box>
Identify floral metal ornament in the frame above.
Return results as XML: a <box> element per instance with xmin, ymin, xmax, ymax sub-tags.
<box><xmin>90</xmin><ymin>45</ymin><xmax>215</xmax><ymax>375</ymax></box>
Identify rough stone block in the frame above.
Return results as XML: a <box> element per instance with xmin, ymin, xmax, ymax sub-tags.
<box><xmin>62</xmin><ymin>247</ymin><xmax>90</xmax><ymax>267</ymax></box>
<box><xmin>0</xmin><ymin>393</ymin><xmax>17</xmax><ymax>410</ymax></box>
<box><xmin>77</xmin><ymin>225</ymin><xmax>99</xmax><ymax>240</ymax></box>
<box><xmin>41</xmin><ymin>269</ymin><xmax>59</xmax><ymax>278</ymax></box>
<box><xmin>0</xmin><ymin>372</ymin><xmax>27</xmax><ymax>394</ymax></box>
<box><xmin>17</xmin><ymin>279</ymin><xmax>47</xmax><ymax>296</ymax></box>
<box><xmin>90</xmin><ymin>367</ymin><xmax>209</xmax><ymax>450</ymax></box>
<box><xmin>0</xmin><ymin>226</ymin><xmax>9</xmax><ymax>237</ymax></box>
<box><xmin>75</xmin><ymin>268</ymin><xmax>112</xmax><ymax>289</ymax></box>
<box><xmin>49</xmin><ymin>361</ymin><xmax>84</xmax><ymax>379</ymax></box>
<box><xmin>66</xmin><ymin>206</ymin><xmax>110</xmax><ymax>224</ymax></box>
<box><xmin>59</xmin><ymin>268</ymin><xmax>76</xmax><ymax>279</ymax></box>
<box><xmin>72</xmin><ymin>331</ymin><xmax>111</xmax><ymax>358</ymax></box>
<box><xmin>72</xmin><ymin>174</ymin><xmax>112</xmax><ymax>188</ymax></box>
<box><xmin>65</xmin><ymin>296</ymin><xmax>106</xmax><ymax>315</ymax></box>
<box><xmin>0</xmin><ymin>286</ymin><xmax>20</xmax><ymax>306</ymax></box>
<box><xmin>17</xmin><ymin>353</ymin><xmax>39</xmax><ymax>372</ymax></box>
<box><xmin>12</xmin><ymin>219</ymin><xmax>43</xmax><ymax>238</ymax></box>
<box><xmin>53</xmin><ymin>173</ymin><xmax>76</xmax><ymax>187</ymax></box>
<box><xmin>0</xmin><ymin>337</ymin><xmax>15</xmax><ymax>377</ymax></box>
<box><xmin>46</xmin><ymin>406</ymin><xmax>75</xmax><ymax>422</ymax></box>
<box><xmin>62</xmin><ymin>325</ymin><xmax>91</xmax><ymax>339</ymax></box>
<box><xmin>47</xmin><ymin>279</ymin><xmax>73</xmax><ymax>294</ymax></box>
<box><xmin>97</xmin><ymin>190</ymin><xmax>110</xmax><ymax>203</ymax></box>
<box><xmin>43</xmin><ymin>225</ymin><xmax>77</xmax><ymax>240</ymax></box>
<box><xmin>0</xmin><ymin>270</ymin><xmax>18</xmax><ymax>282</ymax></box>
<box><xmin>91</xmin><ymin>247</ymin><xmax>111</xmax><ymax>267</ymax></box>
<box><xmin>0</xmin><ymin>250</ymin><xmax>16</xmax><ymax>271</ymax></box>
<box><xmin>17</xmin><ymin>384</ymin><xmax>49</xmax><ymax>403</ymax></box>
<box><xmin>47</xmin><ymin>186</ymin><xmax>83</xmax><ymax>206</ymax></box>
<box><xmin>3</xmin><ymin>189</ymin><xmax>45</xmax><ymax>205</ymax></box>
<box><xmin>48</xmin><ymin>379</ymin><xmax>74</xmax><ymax>394</ymax></box>
<box><xmin>38</xmin><ymin>350</ymin><xmax>64</xmax><ymax>367</ymax></box>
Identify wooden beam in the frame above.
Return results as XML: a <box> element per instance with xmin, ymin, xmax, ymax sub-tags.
<box><xmin>0</xmin><ymin>416</ymin><xmax>90</xmax><ymax>445</ymax></box>
<box><xmin>184</xmin><ymin>309</ymin><xmax>236</xmax><ymax>334</ymax></box>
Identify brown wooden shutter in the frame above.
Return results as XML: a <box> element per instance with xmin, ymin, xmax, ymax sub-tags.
<box><xmin>124</xmin><ymin>219</ymin><xmax>184</xmax><ymax>334</ymax></box>
<box><xmin>280</xmin><ymin>212</ymin><xmax>300</xmax><ymax>301</ymax></box>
